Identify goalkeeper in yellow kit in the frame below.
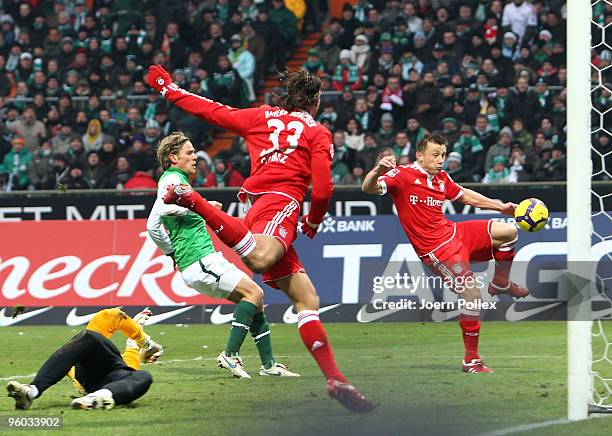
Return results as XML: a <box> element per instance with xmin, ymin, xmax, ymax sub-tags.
<box><xmin>7</xmin><ymin>308</ymin><xmax>163</xmax><ymax>410</ymax></box>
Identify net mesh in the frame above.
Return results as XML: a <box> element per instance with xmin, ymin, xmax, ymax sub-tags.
<box><xmin>590</xmin><ymin>0</ymin><xmax>612</xmax><ymax>410</ymax></box>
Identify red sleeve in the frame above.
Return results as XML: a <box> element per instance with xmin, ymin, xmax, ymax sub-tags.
<box><xmin>308</xmin><ymin>128</ymin><xmax>334</xmax><ymax>224</ymax></box>
<box><xmin>377</xmin><ymin>168</ymin><xmax>401</xmax><ymax>196</ymax></box>
<box><xmin>444</xmin><ymin>172</ymin><xmax>464</xmax><ymax>201</ymax></box>
<box><xmin>163</xmin><ymin>83</ymin><xmax>259</xmax><ymax>136</ymax></box>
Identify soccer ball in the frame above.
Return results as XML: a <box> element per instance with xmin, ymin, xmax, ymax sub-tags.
<box><xmin>514</xmin><ymin>198</ymin><xmax>549</xmax><ymax>232</ymax></box>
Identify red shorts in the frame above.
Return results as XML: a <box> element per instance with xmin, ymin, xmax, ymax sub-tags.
<box><xmin>421</xmin><ymin>220</ymin><xmax>494</xmax><ymax>294</ymax></box>
<box><xmin>243</xmin><ymin>193</ymin><xmax>305</xmax><ymax>288</ymax></box>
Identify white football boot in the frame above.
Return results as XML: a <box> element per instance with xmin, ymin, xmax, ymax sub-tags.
<box><xmin>6</xmin><ymin>381</ymin><xmax>34</xmax><ymax>410</ymax></box>
<box><xmin>216</xmin><ymin>351</ymin><xmax>251</xmax><ymax>379</ymax></box>
<box><xmin>259</xmin><ymin>363</ymin><xmax>301</xmax><ymax>377</ymax></box>
<box><xmin>71</xmin><ymin>393</ymin><xmax>115</xmax><ymax>410</ymax></box>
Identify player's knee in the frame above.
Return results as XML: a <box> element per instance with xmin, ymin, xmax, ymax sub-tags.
<box><xmin>295</xmin><ymin>290</ymin><xmax>319</xmax><ymax>311</ymax></box>
<box><xmin>136</xmin><ymin>370</ymin><xmax>153</xmax><ymax>388</ymax></box>
<box><xmin>245</xmin><ymin>285</ymin><xmax>264</xmax><ymax>306</ymax></box>
<box><xmin>462</xmin><ymin>284</ymin><xmax>481</xmax><ymax>302</ymax></box>
<box><xmin>245</xmin><ymin>251</ymin><xmax>270</xmax><ymax>273</ymax></box>
<box><xmin>495</xmin><ymin>222</ymin><xmax>517</xmax><ymax>243</ymax></box>
<box><xmin>504</xmin><ymin>223</ymin><xmax>518</xmax><ymax>241</ymax></box>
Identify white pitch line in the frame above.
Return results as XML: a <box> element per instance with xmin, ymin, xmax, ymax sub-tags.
<box><xmin>151</xmin><ymin>354</ymin><xmax>289</xmax><ymax>364</ymax></box>
<box><xmin>0</xmin><ymin>355</ymin><xmax>293</xmax><ymax>380</ymax></box>
<box><xmin>480</xmin><ymin>418</ymin><xmax>570</xmax><ymax>436</ymax></box>
<box><xmin>150</xmin><ymin>356</ymin><xmax>204</xmax><ymax>365</ymax></box>
<box><xmin>0</xmin><ymin>373</ymin><xmax>36</xmax><ymax>381</ymax></box>
<box><xmin>360</xmin><ymin>355</ymin><xmax>563</xmax><ymax>359</ymax></box>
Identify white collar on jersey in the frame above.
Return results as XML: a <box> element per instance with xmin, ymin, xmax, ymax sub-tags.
<box><xmin>411</xmin><ymin>162</ymin><xmax>435</xmax><ymax>180</ymax></box>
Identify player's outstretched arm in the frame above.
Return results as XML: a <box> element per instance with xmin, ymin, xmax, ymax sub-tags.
<box><xmin>146</xmin><ymin>65</ymin><xmax>256</xmax><ymax>137</ymax></box>
<box><xmin>362</xmin><ymin>156</ymin><xmax>397</xmax><ymax>195</ymax></box>
<box><xmin>459</xmin><ymin>188</ymin><xmax>517</xmax><ymax>216</ymax></box>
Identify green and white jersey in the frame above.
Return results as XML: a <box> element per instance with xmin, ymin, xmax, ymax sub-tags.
<box><xmin>146</xmin><ymin>167</ymin><xmax>215</xmax><ymax>271</ymax></box>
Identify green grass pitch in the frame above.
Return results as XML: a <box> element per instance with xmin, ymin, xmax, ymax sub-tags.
<box><xmin>1</xmin><ymin>322</ymin><xmax>611</xmax><ymax>435</ymax></box>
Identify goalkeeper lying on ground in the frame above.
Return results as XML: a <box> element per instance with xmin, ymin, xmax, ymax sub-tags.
<box><xmin>7</xmin><ymin>308</ymin><xmax>163</xmax><ymax>410</ymax></box>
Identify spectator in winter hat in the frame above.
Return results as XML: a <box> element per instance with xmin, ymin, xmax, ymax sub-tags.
<box><xmin>144</xmin><ymin>119</ymin><xmax>161</xmax><ymax>144</ymax></box>
<box><xmin>485</xmin><ymin>126</ymin><xmax>513</xmax><ymax>172</ymax></box>
<box><xmin>303</xmin><ymin>48</ymin><xmax>325</xmax><ymax>76</ymax></box>
<box><xmin>332</xmin><ymin>49</ymin><xmax>363</xmax><ymax>91</ymax></box>
<box><xmin>501</xmin><ymin>32</ymin><xmax>519</xmax><ymax>61</ymax></box>
<box><xmin>350</xmin><ymin>34</ymin><xmax>371</xmax><ymax>71</ymax></box>
<box><xmin>483</xmin><ymin>155</ymin><xmax>511</xmax><ymax>184</ymax></box>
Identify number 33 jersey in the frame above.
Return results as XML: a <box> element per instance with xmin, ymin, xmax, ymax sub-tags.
<box><xmin>160</xmin><ymin>87</ymin><xmax>334</xmax><ymax>223</ymax></box>
<box><xmin>238</xmin><ymin>105</ymin><xmax>334</xmax><ymax>205</ymax></box>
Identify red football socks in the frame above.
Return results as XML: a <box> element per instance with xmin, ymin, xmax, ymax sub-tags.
<box><xmin>297</xmin><ymin>310</ymin><xmax>348</xmax><ymax>383</ymax></box>
<box><xmin>492</xmin><ymin>238</ymin><xmax>517</xmax><ymax>287</ymax></box>
<box><xmin>189</xmin><ymin>193</ymin><xmax>256</xmax><ymax>257</ymax></box>
<box><xmin>459</xmin><ymin>313</ymin><xmax>480</xmax><ymax>361</ymax></box>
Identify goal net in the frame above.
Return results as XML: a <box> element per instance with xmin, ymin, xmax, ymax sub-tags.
<box><xmin>589</xmin><ymin>0</ymin><xmax>612</xmax><ymax>415</ymax></box>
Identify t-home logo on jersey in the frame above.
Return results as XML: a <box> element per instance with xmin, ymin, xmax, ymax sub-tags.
<box><xmin>409</xmin><ymin>195</ymin><xmax>444</xmax><ymax>207</ymax></box>
<box><xmin>320</xmin><ymin>217</ymin><xmax>375</xmax><ymax>233</ymax></box>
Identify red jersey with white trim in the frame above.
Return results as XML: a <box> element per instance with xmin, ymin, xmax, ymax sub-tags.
<box><xmin>378</xmin><ymin>162</ymin><xmax>464</xmax><ymax>257</ymax></box>
<box><xmin>161</xmin><ymin>84</ymin><xmax>333</xmax><ymax>223</ymax></box>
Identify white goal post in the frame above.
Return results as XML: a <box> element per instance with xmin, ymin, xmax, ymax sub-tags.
<box><xmin>566</xmin><ymin>0</ymin><xmax>612</xmax><ymax>420</ymax></box>
<box><xmin>566</xmin><ymin>0</ymin><xmax>593</xmax><ymax>421</ymax></box>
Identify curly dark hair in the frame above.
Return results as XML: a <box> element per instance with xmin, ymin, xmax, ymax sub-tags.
<box><xmin>275</xmin><ymin>68</ymin><xmax>322</xmax><ymax>112</ymax></box>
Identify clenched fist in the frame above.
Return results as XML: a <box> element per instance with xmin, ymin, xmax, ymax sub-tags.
<box><xmin>147</xmin><ymin>65</ymin><xmax>173</xmax><ymax>94</ymax></box>
<box><xmin>376</xmin><ymin>155</ymin><xmax>397</xmax><ymax>175</ymax></box>
<box><xmin>300</xmin><ymin>215</ymin><xmax>320</xmax><ymax>239</ymax></box>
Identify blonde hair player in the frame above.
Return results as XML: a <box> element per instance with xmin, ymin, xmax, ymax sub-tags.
<box><xmin>148</xmin><ymin>131</ymin><xmax>298</xmax><ymax>378</ymax></box>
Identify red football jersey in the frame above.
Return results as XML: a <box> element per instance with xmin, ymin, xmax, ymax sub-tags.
<box><xmin>163</xmin><ymin>85</ymin><xmax>333</xmax><ymax>223</ymax></box>
<box><xmin>378</xmin><ymin>162</ymin><xmax>464</xmax><ymax>257</ymax></box>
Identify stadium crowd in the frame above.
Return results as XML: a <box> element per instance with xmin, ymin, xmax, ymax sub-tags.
<box><xmin>0</xmin><ymin>1</ymin><xmax>609</xmax><ymax>191</ymax></box>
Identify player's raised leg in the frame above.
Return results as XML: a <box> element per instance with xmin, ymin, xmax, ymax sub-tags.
<box><xmin>163</xmin><ymin>184</ymin><xmax>289</xmax><ymax>274</ymax></box>
<box><xmin>163</xmin><ymin>185</ymin><xmax>258</xmax><ymax>259</ymax></box>
<box><xmin>488</xmin><ymin>221</ymin><xmax>529</xmax><ymax>298</ymax></box>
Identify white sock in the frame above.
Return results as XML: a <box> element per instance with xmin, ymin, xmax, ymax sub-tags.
<box><xmin>297</xmin><ymin>310</ymin><xmax>319</xmax><ymax>328</ymax></box>
<box><xmin>27</xmin><ymin>385</ymin><xmax>39</xmax><ymax>400</ymax></box>
<box><xmin>233</xmin><ymin>232</ymin><xmax>257</xmax><ymax>258</ymax></box>
<box><xmin>89</xmin><ymin>388</ymin><xmax>113</xmax><ymax>398</ymax></box>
